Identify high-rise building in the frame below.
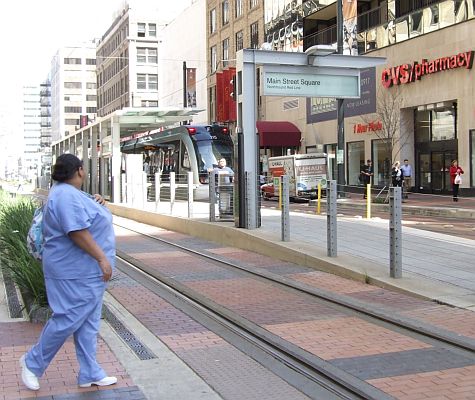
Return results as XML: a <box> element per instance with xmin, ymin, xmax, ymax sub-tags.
<box><xmin>50</xmin><ymin>42</ymin><xmax>97</xmax><ymax>142</ymax></box>
<box><xmin>206</xmin><ymin>0</ymin><xmax>265</xmax><ymax>124</ymax></box>
<box><xmin>39</xmin><ymin>79</ymin><xmax>52</xmax><ymax>176</ymax></box>
<box><xmin>22</xmin><ymin>86</ymin><xmax>41</xmax><ymax>180</ymax></box>
<box><xmin>96</xmin><ymin>5</ymin><xmax>160</xmax><ymax>116</ymax></box>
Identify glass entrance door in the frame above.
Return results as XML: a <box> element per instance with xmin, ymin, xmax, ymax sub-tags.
<box><xmin>419</xmin><ymin>151</ymin><xmax>455</xmax><ymax>193</ymax></box>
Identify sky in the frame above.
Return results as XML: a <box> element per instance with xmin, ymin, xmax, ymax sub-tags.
<box><xmin>0</xmin><ymin>0</ymin><xmax>193</xmax><ymax>92</ymax></box>
<box><xmin>0</xmin><ymin>0</ymin><xmax>193</xmax><ymax>164</ymax></box>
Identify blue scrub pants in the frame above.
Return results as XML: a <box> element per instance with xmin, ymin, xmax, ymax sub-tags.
<box><xmin>25</xmin><ymin>277</ymin><xmax>107</xmax><ymax>385</ymax></box>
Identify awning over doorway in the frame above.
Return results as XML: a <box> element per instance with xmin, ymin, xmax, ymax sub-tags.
<box><xmin>256</xmin><ymin>121</ymin><xmax>301</xmax><ymax>147</ymax></box>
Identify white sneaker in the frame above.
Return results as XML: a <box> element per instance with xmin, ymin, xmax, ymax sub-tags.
<box><xmin>79</xmin><ymin>376</ymin><xmax>117</xmax><ymax>388</ymax></box>
<box><xmin>20</xmin><ymin>354</ymin><xmax>40</xmax><ymax>391</ymax></box>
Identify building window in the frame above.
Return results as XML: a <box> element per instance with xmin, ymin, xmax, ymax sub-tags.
<box><xmin>137</xmin><ymin>48</ymin><xmax>157</xmax><ymax>63</ymax></box>
<box><xmin>148</xmin><ymin>74</ymin><xmax>158</xmax><ymax>90</ymax></box>
<box><xmin>432</xmin><ymin>108</ymin><xmax>456</xmax><ymax>141</ymax></box>
<box><xmin>137</xmin><ymin>74</ymin><xmax>158</xmax><ymax>90</ymax></box>
<box><xmin>415</xmin><ymin>105</ymin><xmax>456</xmax><ymax>143</ymax></box>
<box><xmin>371</xmin><ymin>139</ymin><xmax>391</xmax><ymax>187</ymax></box>
<box><xmin>137</xmin><ymin>74</ymin><xmax>147</xmax><ymax>89</ymax></box>
<box><xmin>250</xmin><ymin>21</ymin><xmax>259</xmax><ymax>49</ymax></box>
<box><xmin>64</xmin><ymin>118</ymin><xmax>79</xmax><ymax>125</ymax></box>
<box><xmin>86</xmin><ymin>82</ymin><xmax>96</xmax><ymax>89</ymax></box>
<box><xmin>210</xmin><ymin>45</ymin><xmax>217</xmax><ymax>73</ymax></box>
<box><xmin>148</xmin><ymin>48</ymin><xmax>157</xmax><ymax>63</ymax></box>
<box><xmin>235</xmin><ymin>0</ymin><xmax>243</xmax><ymax>17</ymax></box>
<box><xmin>347</xmin><ymin>141</ymin><xmax>365</xmax><ymax>186</ymax></box>
<box><xmin>64</xmin><ymin>82</ymin><xmax>81</xmax><ymax>89</ymax></box>
<box><xmin>235</xmin><ymin>30</ymin><xmax>243</xmax><ymax>51</ymax></box>
<box><xmin>141</xmin><ymin>100</ymin><xmax>158</xmax><ymax>107</ymax></box>
<box><xmin>86</xmin><ymin>94</ymin><xmax>97</xmax><ymax>101</ymax></box>
<box><xmin>86</xmin><ymin>107</ymin><xmax>97</xmax><ymax>113</ymax></box>
<box><xmin>64</xmin><ymin>58</ymin><xmax>81</xmax><ymax>64</ymax></box>
<box><xmin>250</xmin><ymin>0</ymin><xmax>258</xmax><ymax>8</ymax></box>
<box><xmin>86</xmin><ymin>58</ymin><xmax>96</xmax><ymax>65</ymax></box>
<box><xmin>64</xmin><ymin>106</ymin><xmax>82</xmax><ymax>113</ymax></box>
<box><xmin>137</xmin><ymin>48</ymin><xmax>146</xmax><ymax>63</ymax></box>
<box><xmin>222</xmin><ymin>38</ymin><xmax>229</xmax><ymax>67</ymax></box>
<box><xmin>138</xmin><ymin>23</ymin><xmax>146</xmax><ymax>37</ymax></box>
<box><xmin>210</xmin><ymin>8</ymin><xmax>217</xmax><ymax>33</ymax></box>
<box><xmin>222</xmin><ymin>0</ymin><xmax>229</xmax><ymax>25</ymax></box>
<box><xmin>149</xmin><ymin>23</ymin><xmax>156</xmax><ymax>37</ymax></box>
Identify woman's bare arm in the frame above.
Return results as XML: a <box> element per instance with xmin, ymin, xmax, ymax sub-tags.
<box><xmin>69</xmin><ymin>229</ymin><xmax>112</xmax><ymax>281</ymax></box>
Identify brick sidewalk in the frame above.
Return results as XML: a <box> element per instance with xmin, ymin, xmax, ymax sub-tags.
<box><xmin>0</xmin><ymin>321</ymin><xmax>142</xmax><ymax>400</ymax></box>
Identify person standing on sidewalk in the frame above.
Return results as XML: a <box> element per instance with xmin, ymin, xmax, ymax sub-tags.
<box><xmin>400</xmin><ymin>159</ymin><xmax>412</xmax><ymax>199</ymax></box>
<box><xmin>391</xmin><ymin>161</ymin><xmax>404</xmax><ymax>199</ymax></box>
<box><xmin>20</xmin><ymin>154</ymin><xmax>117</xmax><ymax>391</ymax></box>
<box><xmin>449</xmin><ymin>159</ymin><xmax>464</xmax><ymax>202</ymax></box>
<box><xmin>360</xmin><ymin>160</ymin><xmax>373</xmax><ymax>199</ymax></box>
<box><xmin>211</xmin><ymin>158</ymin><xmax>234</xmax><ymax>215</ymax></box>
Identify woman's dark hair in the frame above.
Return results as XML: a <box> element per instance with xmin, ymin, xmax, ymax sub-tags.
<box><xmin>51</xmin><ymin>154</ymin><xmax>83</xmax><ymax>182</ymax></box>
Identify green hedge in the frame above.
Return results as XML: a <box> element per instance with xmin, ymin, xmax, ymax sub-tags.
<box><xmin>0</xmin><ymin>191</ymin><xmax>47</xmax><ymax>310</ymax></box>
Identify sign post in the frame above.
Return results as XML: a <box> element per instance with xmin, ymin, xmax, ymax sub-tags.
<box><xmin>235</xmin><ymin>49</ymin><xmax>386</xmax><ymax>229</ymax></box>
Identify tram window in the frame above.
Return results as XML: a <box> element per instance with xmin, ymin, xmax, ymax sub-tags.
<box><xmin>182</xmin><ymin>149</ymin><xmax>191</xmax><ymax>169</ymax></box>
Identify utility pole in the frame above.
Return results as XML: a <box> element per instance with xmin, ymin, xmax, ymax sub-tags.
<box><xmin>183</xmin><ymin>61</ymin><xmax>187</xmax><ymax>107</ymax></box>
<box><xmin>336</xmin><ymin>0</ymin><xmax>345</xmax><ymax>196</ymax></box>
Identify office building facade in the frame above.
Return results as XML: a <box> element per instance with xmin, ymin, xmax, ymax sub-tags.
<box><xmin>263</xmin><ymin>0</ymin><xmax>475</xmax><ymax>195</ymax></box>
<box><xmin>22</xmin><ymin>86</ymin><xmax>41</xmax><ymax>180</ymax></box>
<box><xmin>96</xmin><ymin>5</ymin><xmax>160</xmax><ymax>116</ymax></box>
<box><xmin>50</xmin><ymin>43</ymin><xmax>97</xmax><ymax>142</ymax></box>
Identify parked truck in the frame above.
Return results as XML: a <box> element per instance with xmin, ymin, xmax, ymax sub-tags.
<box><xmin>261</xmin><ymin>153</ymin><xmax>327</xmax><ymax>201</ymax></box>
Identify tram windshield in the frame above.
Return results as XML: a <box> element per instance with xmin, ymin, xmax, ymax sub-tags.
<box><xmin>195</xmin><ymin>140</ymin><xmax>233</xmax><ymax>172</ymax></box>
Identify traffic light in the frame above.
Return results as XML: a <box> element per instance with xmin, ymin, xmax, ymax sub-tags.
<box><xmin>230</xmin><ymin>75</ymin><xmax>236</xmax><ymax>100</ymax></box>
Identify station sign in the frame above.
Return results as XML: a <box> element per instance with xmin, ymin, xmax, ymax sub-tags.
<box><xmin>262</xmin><ymin>65</ymin><xmax>360</xmax><ymax>98</ymax></box>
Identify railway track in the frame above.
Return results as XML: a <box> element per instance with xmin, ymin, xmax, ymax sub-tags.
<box><xmin>113</xmin><ymin>221</ymin><xmax>475</xmax><ymax>400</ymax></box>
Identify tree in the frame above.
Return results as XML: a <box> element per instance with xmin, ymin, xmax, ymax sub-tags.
<box><xmin>360</xmin><ymin>88</ymin><xmax>410</xmax><ymax>186</ymax></box>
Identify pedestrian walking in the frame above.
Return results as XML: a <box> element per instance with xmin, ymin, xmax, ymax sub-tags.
<box><xmin>400</xmin><ymin>159</ymin><xmax>412</xmax><ymax>199</ymax></box>
<box><xmin>449</xmin><ymin>159</ymin><xmax>464</xmax><ymax>202</ymax></box>
<box><xmin>20</xmin><ymin>154</ymin><xmax>117</xmax><ymax>391</ymax></box>
<box><xmin>360</xmin><ymin>160</ymin><xmax>373</xmax><ymax>199</ymax></box>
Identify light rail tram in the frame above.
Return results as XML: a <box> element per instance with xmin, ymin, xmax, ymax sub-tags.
<box><xmin>120</xmin><ymin>124</ymin><xmax>234</xmax><ymax>200</ymax></box>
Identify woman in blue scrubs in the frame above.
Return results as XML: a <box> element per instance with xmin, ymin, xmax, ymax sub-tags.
<box><xmin>20</xmin><ymin>154</ymin><xmax>117</xmax><ymax>391</ymax></box>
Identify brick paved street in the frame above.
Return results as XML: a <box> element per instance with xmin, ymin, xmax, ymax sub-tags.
<box><xmin>114</xmin><ymin>220</ymin><xmax>475</xmax><ymax>400</ymax></box>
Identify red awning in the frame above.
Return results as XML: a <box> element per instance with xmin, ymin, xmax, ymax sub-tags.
<box><xmin>256</xmin><ymin>121</ymin><xmax>301</xmax><ymax>147</ymax></box>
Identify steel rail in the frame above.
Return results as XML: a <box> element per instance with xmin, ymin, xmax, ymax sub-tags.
<box><xmin>114</xmin><ymin>221</ymin><xmax>475</xmax><ymax>354</ymax></box>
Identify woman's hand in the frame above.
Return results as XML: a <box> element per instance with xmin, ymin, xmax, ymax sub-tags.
<box><xmin>98</xmin><ymin>258</ymin><xmax>113</xmax><ymax>282</ymax></box>
<box><xmin>94</xmin><ymin>194</ymin><xmax>106</xmax><ymax>205</ymax></box>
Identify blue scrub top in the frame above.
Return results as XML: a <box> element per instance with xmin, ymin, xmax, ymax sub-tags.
<box><xmin>42</xmin><ymin>183</ymin><xmax>115</xmax><ymax>280</ymax></box>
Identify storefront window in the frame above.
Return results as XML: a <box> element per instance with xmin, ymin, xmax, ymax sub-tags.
<box><xmin>471</xmin><ymin>130</ymin><xmax>475</xmax><ymax>187</ymax></box>
<box><xmin>372</xmin><ymin>139</ymin><xmax>391</xmax><ymax>187</ymax></box>
<box><xmin>415</xmin><ymin>105</ymin><xmax>456</xmax><ymax>143</ymax></box>
<box><xmin>432</xmin><ymin>108</ymin><xmax>456</xmax><ymax>141</ymax></box>
<box><xmin>347</xmin><ymin>141</ymin><xmax>364</xmax><ymax>186</ymax></box>
<box><xmin>415</xmin><ymin>110</ymin><xmax>430</xmax><ymax>143</ymax></box>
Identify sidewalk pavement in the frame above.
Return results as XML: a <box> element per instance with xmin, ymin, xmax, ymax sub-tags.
<box><xmin>109</xmin><ymin>194</ymin><xmax>475</xmax><ymax>312</ymax></box>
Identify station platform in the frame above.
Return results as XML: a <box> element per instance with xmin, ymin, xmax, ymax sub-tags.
<box><xmin>1</xmin><ymin>191</ymin><xmax>475</xmax><ymax>399</ymax></box>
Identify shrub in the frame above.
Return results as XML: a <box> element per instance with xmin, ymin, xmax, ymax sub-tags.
<box><xmin>0</xmin><ymin>195</ymin><xmax>47</xmax><ymax>309</ymax></box>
